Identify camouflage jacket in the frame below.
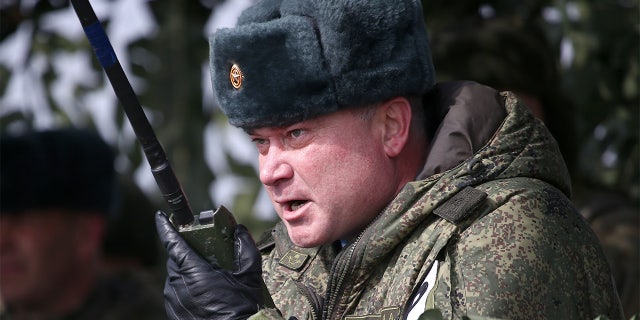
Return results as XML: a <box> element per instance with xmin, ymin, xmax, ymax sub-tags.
<box><xmin>252</xmin><ymin>82</ymin><xmax>624</xmax><ymax>320</ymax></box>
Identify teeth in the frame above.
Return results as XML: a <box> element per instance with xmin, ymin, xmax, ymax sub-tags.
<box><xmin>290</xmin><ymin>200</ymin><xmax>305</xmax><ymax>211</ymax></box>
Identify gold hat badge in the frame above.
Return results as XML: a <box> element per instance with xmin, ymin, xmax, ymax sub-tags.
<box><xmin>230</xmin><ymin>64</ymin><xmax>243</xmax><ymax>89</ymax></box>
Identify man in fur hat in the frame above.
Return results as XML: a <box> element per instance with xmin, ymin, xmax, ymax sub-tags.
<box><xmin>155</xmin><ymin>0</ymin><xmax>624</xmax><ymax>319</ymax></box>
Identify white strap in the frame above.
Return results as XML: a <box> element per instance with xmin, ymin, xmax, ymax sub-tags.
<box><xmin>406</xmin><ymin>260</ymin><xmax>439</xmax><ymax>320</ymax></box>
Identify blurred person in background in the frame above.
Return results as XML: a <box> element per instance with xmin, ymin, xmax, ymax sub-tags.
<box><xmin>0</xmin><ymin>128</ymin><xmax>167</xmax><ymax>320</ymax></box>
<box><xmin>429</xmin><ymin>18</ymin><xmax>639</xmax><ymax>317</ymax></box>
<box><xmin>101</xmin><ymin>174</ymin><xmax>166</xmax><ymax>284</ymax></box>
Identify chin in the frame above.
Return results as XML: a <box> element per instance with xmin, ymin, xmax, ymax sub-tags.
<box><xmin>287</xmin><ymin>228</ymin><xmax>328</xmax><ymax>248</ymax></box>
<box><xmin>290</xmin><ymin>236</ymin><xmax>321</xmax><ymax>248</ymax></box>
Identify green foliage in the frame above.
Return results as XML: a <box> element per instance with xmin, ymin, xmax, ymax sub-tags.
<box><xmin>423</xmin><ymin>0</ymin><xmax>639</xmax><ymax>202</ymax></box>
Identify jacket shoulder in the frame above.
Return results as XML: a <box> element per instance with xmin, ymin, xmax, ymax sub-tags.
<box><xmin>437</xmin><ymin>177</ymin><xmax>623</xmax><ymax>319</ymax></box>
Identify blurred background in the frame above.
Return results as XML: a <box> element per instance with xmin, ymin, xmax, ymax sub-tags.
<box><xmin>0</xmin><ymin>0</ymin><xmax>638</xmax><ymax>315</ymax></box>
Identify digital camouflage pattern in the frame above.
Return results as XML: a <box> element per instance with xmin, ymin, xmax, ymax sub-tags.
<box><xmin>249</xmin><ymin>82</ymin><xmax>623</xmax><ymax>320</ymax></box>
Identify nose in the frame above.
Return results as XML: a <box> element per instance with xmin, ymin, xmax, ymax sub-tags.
<box><xmin>259</xmin><ymin>148</ymin><xmax>294</xmax><ymax>186</ymax></box>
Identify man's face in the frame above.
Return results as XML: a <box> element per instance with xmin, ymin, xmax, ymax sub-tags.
<box><xmin>249</xmin><ymin>107</ymin><xmax>401</xmax><ymax>247</ymax></box>
<box><xmin>0</xmin><ymin>210</ymin><xmax>86</xmax><ymax>310</ymax></box>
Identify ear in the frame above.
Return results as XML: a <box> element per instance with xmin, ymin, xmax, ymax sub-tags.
<box><xmin>380</xmin><ymin>97</ymin><xmax>412</xmax><ymax>157</ymax></box>
<box><xmin>73</xmin><ymin>214</ymin><xmax>106</xmax><ymax>259</ymax></box>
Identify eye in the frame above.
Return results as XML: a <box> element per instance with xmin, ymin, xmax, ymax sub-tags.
<box><xmin>284</xmin><ymin>128</ymin><xmax>312</xmax><ymax>149</ymax></box>
<box><xmin>251</xmin><ymin>137</ymin><xmax>268</xmax><ymax>146</ymax></box>
<box><xmin>289</xmin><ymin>129</ymin><xmax>304</xmax><ymax>138</ymax></box>
<box><xmin>250</xmin><ymin>137</ymin><xmax>270</xmax><ymax>154</ymax></box>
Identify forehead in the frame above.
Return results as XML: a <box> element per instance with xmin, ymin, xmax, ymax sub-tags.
<box><xmin>245</xmin><ymin>107</ymin><xmax>369</xmax><ymax>136</ymax></box>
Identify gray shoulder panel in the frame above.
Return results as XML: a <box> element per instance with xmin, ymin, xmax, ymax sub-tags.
<box><xmin>433</xmin><ymin>186</ymin><xmax>487</xmax><ymax>223</ymax></box>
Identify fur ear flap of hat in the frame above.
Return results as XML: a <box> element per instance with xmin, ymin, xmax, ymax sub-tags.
<box><xmin>210</xmin><ymin>0</ymin><xmax>435</xmax><ymax>129</ymax></box>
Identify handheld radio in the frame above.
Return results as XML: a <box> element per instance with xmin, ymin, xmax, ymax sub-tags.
<box><xmin>69</xmin><ymin>5</ymin><xmax>273</xmax><ymax>310</ymax></box>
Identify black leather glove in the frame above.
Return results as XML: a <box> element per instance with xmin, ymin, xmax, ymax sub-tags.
<box><xmin>155</xmin><ymin>211</ymin><xmax>265</xmax><ymax>320</ymax></box>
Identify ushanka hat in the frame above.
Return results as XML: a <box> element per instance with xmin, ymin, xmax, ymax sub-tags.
<box><xmin>210</xmin><ymin>0</ymin><xmax>436</xmax><ymax>129</ymax></box>
<box><xmin>0</xmin><ymin>128</ymin><xmax>116</xmax><ymax>216</ymax></box>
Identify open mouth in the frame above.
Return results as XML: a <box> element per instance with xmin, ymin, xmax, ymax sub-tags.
<box><xmin>287</xmin><ymin>200</ymin><xmax>308</xmax><ymax>211</ymax></box>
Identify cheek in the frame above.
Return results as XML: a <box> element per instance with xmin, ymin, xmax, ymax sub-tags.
<box><xmin>306</xmin><ymin>141</ymin><xmax>388</xmax><ymax>217</ymax></box>
<box><xmin>24</xmin><ymin>229</ymin><xmax>66</xmax><ymax>266</ymax></box>
<box><xmin>21</xmin><ymin>222</ymin><xmax>80</xmax><ymax>271</ymax></box>
<box><xmin>315</xmin><ymin>140</ymin><xmax>382</xmax><ymax>192</ymax></box>
<box><xmin>0</xmin><ymin>226</ymin><xmax>57</xmax><ymax>288</ymax></box>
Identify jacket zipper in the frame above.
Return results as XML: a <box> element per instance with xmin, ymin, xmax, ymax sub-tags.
<box><xmin>295</xmin><ymin>280</ymin><xmax>323</xmax><ymax>320</ymax></box>
<box><xmin>322</xmin><ymin>230</ymin><xmax>367</xmax><ymax>319</ymax></box>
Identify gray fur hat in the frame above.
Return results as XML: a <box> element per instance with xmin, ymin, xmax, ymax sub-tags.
<box><xmin>210</xmin><ymin>0</ymin><xmax>435</xmax><ymax>129</ymax></box>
